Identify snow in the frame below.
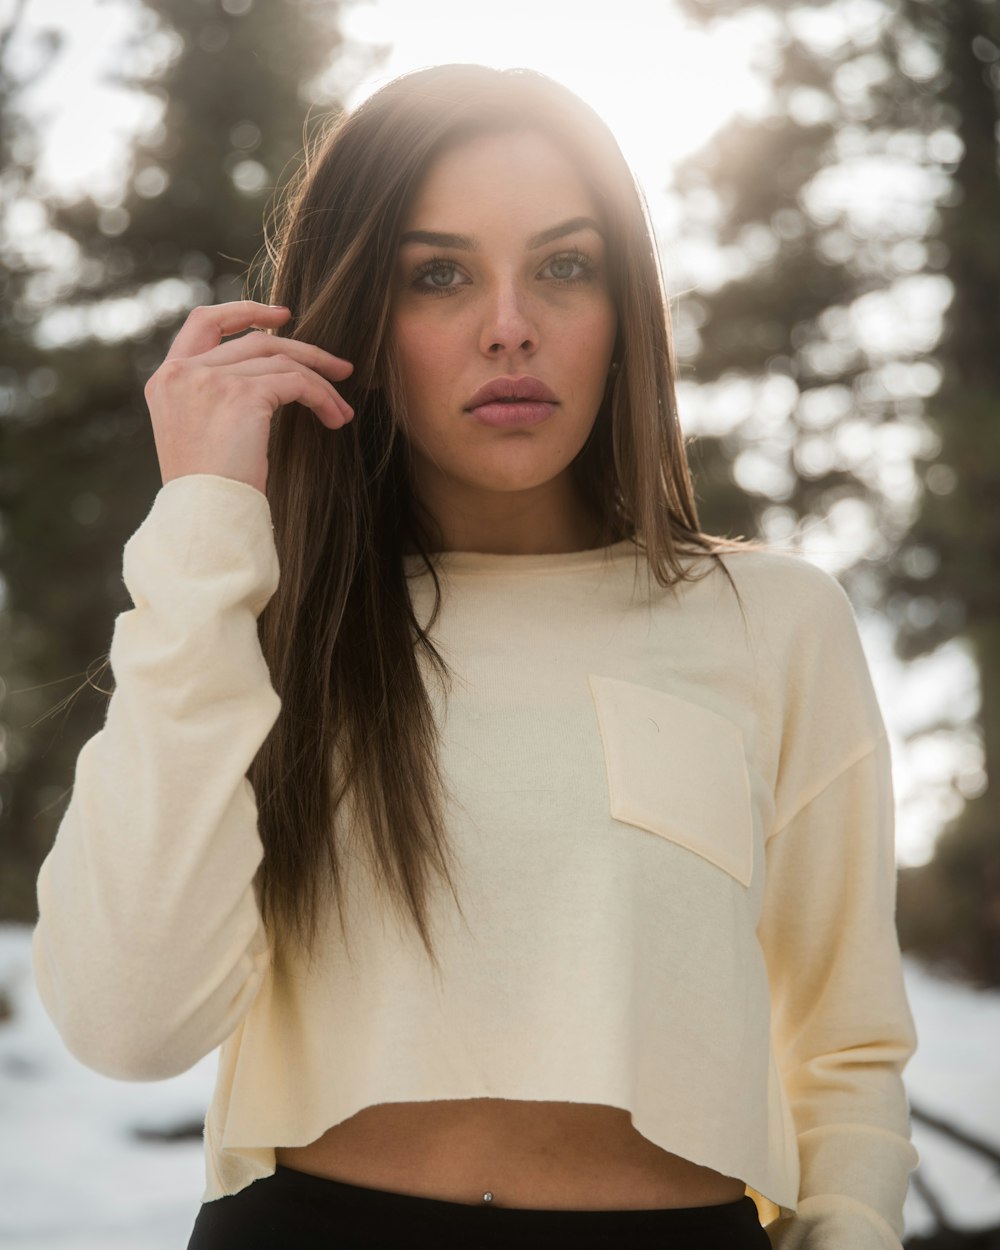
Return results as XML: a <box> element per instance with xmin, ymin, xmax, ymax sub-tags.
<box><xmin>0</xmin><ymin>925</ymin><xmax>213</xmax><ymax>1249</ymax></box>
<box><xmin>1</xmin><ymin>922</ymin><xmax>997</xmax><ymax>1246</ymax></box>
<box><xmin>900</xmin><ymin>957</ymin><xmax>1000</xmax><ymax>1232</ymax></box>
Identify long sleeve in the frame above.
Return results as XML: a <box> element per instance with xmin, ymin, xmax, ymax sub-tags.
<box><xmin>756</xmin><ymin>731</ymin><xmax>919</xmax><ymax>1248</ymax></box>
<box><xmin>32</xmin><ymin>473</ymin><xmax>282</xmax><ymax>1082</ymax></box>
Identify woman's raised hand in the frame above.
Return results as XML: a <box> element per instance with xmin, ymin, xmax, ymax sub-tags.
<box><xmin>144</xmin><ymin>301</ymin><xmax>355</xmax><ymax>496</ymax></box>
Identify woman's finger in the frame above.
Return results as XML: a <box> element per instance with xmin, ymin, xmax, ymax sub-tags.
<box><xmin>165</xmin><ymin>301</ymin><xmax>292</xmax><ymax>361</ymax></box>
<box><xmin>256</xmin><ymin>370</ymin><xmax>354</xmax><ymax>429</ymax></box>
<box><xmin>199</xmin><ymin>328</ymin><xmax>354</xmax><ymax>385</ymax></box>
<box><xmin>220</xmin><ymin>355</ymin><xmax>354</xmax><ymax>422</ymax></box>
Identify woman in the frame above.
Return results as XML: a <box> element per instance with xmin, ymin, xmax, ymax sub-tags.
<box><xmin>32</xmin><ymin>65</ymin><xmax>918</xmax><ymax>1249</ymax></box>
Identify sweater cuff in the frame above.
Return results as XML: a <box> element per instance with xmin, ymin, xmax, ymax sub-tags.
<box><xmin>766</xmin><ymin>1194</ymin><xmax>906</xmax><ymax>1249</ymax></box>
<box><xmin>122</xmin><ymin>474</ymin><xmax>279</xmax><ymax>619</ymax></box>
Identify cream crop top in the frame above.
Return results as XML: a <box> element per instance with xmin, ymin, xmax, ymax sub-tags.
<box><xmin>32</xmin><ymin>474</ymin><xmax>919</xmax><ymax>1247</ymax></box>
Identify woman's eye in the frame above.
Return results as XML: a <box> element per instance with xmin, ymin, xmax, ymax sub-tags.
<box><xmin>414</xmin><ymin>260</ymin><xmax>467</xmax><ymax>293</ymax></box>
<box><xmin>543</xmin><ymin>252</ymin><xmax>594</xmax><ymax>282</ymax></box>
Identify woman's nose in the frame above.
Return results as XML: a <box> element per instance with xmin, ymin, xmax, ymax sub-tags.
<box><xmin>480</xmin><ymin>279</ymin><xmax>538</xmax><ymax>358</ymax></box>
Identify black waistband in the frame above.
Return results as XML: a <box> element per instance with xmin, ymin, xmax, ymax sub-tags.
<box><xmin>271</xmin><ymin>1164</ymin><xmax>763</xmax><ymax>1231</ymax></box>
<box><xmin>189</xmin><ymin>1165</ymin><xmax>772</xmax><ymax>1250</ymax></box>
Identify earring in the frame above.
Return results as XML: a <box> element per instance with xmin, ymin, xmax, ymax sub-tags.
<box><xmin>609</xmin><ymin>360</ymin><xmax>620</xmax><ymax>375</ymax></box>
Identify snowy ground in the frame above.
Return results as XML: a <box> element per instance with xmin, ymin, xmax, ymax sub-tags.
<box><xmin>1</xmin><ymin>922</ymin><xmax>998</xmax><ymax>1247</ymax></box>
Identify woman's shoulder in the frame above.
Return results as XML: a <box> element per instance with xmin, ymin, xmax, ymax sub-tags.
<box><xmin>694</xmin><ymin>544</ymin><xmax>884</xmax><ymax>742</ymax></box>
<box><xmin>678</xmin><ymin>542</ymin><xmax>868</xmax><ymax>669</ymax></box>
<box><xmin>700</xmin><ymin>543</ymin><xmax>856</xmax><ymax>621</ymax></box>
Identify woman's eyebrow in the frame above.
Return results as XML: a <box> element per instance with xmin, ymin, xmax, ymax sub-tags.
<box><xmin>527</xmin><ymin>216</ymin><xmax>605</xmax><ymax>249</ymax></box>
<box><xmin>398</xmin><ymin>229</ymin><xmax>476</xmax><ymax>251</ymax></box>
<box><xmin>398</xmin><ymin>216</ymin><xmax>605</xmax><ymax>251</ymax></box>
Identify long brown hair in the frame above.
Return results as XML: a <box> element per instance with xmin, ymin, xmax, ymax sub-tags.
<box><xmin>249</xmin><ymin>64</ymin><xmax>737</xmax><ymax>970</ymax></box>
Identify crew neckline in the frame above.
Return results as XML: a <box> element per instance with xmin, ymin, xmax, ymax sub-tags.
<box><xmin>403</xmin><ymin>537</ymin><xmax>641</xmax><ymax>577</ymax></box>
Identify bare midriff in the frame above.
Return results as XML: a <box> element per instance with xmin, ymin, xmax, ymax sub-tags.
<box><xmin>273</xmin><ymin>1099</ymin><xmax>747</xmax><ymax>1210</ymax></box>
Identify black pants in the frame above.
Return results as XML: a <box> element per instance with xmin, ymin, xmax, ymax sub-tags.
<box><xmin>186</xmin><ymin>1164</ymin><xmax>772</xmax><ymax>1249</ymax></box>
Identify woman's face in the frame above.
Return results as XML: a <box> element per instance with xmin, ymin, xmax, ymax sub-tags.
<box><xmin>389</xmin><ymin>128</ymin><xmax>618</xmax><ymax>541</ymax></box>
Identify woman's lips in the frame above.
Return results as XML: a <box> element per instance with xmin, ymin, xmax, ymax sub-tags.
<box><xmin>469</xmin><ymin>400</ymin><xmax>557</xmax><ymax>427</ymax></box>
<box><xmin>464</xmin><ymin>376</ymin><xmax>559</xmax><ymax>427</ymax></box>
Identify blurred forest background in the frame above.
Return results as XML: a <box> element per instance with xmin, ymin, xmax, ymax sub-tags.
<box><xmin>0</xmin><ymin>0</ymin><xmax>995</xmax><ymax>1240</ymax></box>
<box><xmin>5</xmin><ymin>0</ymin><xmax>997</xmax><ymax>981</ymax></box>
<box><xmin>0</xmin><ymin>0</ymin><xmax>998</xmax><ymax>1237</ymax></box>
<box><xmin>666</xmin><ymin>0</ymin><xmax>1000</xmax><ymax>998</ymax></box>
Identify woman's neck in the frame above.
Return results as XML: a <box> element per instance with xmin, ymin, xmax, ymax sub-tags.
<box><xmin>407</xmin><ymin>468</ymin><xmax>604</xmax><ymax>557</ymax></box>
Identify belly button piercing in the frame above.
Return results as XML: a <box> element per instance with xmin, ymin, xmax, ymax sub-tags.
<box><xmin>482</xmin><ymin>1191</ymin><xmax>493</xmax><ymax>1204</ymax></box>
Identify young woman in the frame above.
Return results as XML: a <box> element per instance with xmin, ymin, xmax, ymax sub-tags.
<box><xmin>32</xmin><ymin>65</ymin><xmax>918</xmax><ymax>1249</ymax></box>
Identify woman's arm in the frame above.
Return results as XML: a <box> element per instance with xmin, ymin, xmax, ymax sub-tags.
<box><xmin>32</xmin><ymin>473</ymin><xmax>282</xmax><ymax>1080</ymax></box>
<box><xmin>35</xmin><ymin>297</ymin><xmax>352</xmax><ymax>1079</ymax></box>
<box><xmin>757</xmin><ymin>726</ymin><xmax>918</xmax><ymax>1248</ymax></box>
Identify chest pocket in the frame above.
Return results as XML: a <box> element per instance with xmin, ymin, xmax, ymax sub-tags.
<box><xmin>588</xmin><ymin>674</ymin><xmax>754</xmax><ymax>887</ymax></box>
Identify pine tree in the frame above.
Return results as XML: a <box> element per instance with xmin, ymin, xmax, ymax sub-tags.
<box><xmin>670</xmin><ymin>0</ymin><xmax>1000</xmax><ymax>984</ymax></box>
<box><xmin>0</xmin><ymin>0</ymin><xmax>362</xmax><ymax>921</ymax></box>
<box><xmin>881</xmin><ymin>0</ymin><xmax>1000</xmax><ymax>987</ymax></box>
<box><xmin>668</xmin><ymin>0</ymin><xmax>931</xmax><ymax>566</ymax></box>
